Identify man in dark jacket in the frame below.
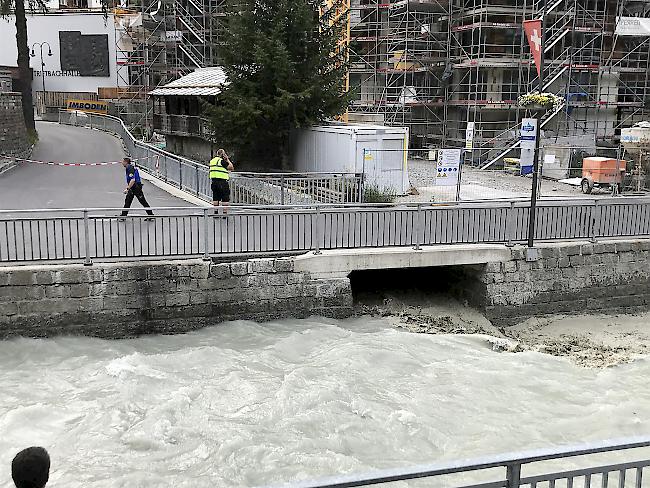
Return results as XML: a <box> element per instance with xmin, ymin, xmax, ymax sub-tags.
<box><xmin>119</xmin><ymin>157</ymin><xmax>154</xmax><ymax>219</ymax></box>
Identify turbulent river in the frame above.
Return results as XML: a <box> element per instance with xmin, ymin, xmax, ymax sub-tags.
<box><xmin>1</xmin><ymin>316</ymin><xmax>649</xmax><ymax>487</ymax></box>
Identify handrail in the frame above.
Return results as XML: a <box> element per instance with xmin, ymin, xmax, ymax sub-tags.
<box><xmin>58</xmin><ymin>110</ymin><xmax>365</xmax><ymax>204</ymax></box>
<box><xmin>265</xmin><ymin>436</ymin><xmax>650</xmax><ymax>488</ymax></box>
<box><xmin>3</xmin><ymin>194</ymin><xmax>650</xmax><ymax>215</ymax></box>
<box><xmin>3</xmin><ymin>197</ymin><xmax>650</xmax><ymax>263</ymax></box>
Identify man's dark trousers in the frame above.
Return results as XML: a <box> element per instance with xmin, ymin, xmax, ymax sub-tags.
<box><xmin>121</xmin><ymin>185</ymin><xmax>154</xmax><ymax>216</ymax></box>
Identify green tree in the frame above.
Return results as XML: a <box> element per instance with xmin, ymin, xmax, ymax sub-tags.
<box><xmin>207</xmin><ymin>0</ymin><xmax>351</xmax><ymax>168</ymax></box>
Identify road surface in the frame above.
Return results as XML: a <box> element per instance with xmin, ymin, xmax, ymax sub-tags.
<box><xmin>0</xmin><ymin>122</ymin><xmax>192</xmax><ymax>211</ymax></box>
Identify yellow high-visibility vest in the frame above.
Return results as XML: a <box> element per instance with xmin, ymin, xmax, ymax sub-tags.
<box><xmin>209</xmin><ymin>157</ymin><xmax>229</xmax><ymax>180</ymax></box>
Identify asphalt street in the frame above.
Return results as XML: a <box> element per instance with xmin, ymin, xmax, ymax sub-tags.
<box><xmin>0</xmin><ymin>122</ymin><xmax>191</xmax><ymax>211</ymax></box>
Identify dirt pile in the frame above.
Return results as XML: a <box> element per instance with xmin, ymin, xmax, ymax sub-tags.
<box><xmin>355</xmin><ymin>293</ymin><xmax>650</xmax><ymax>367</ymax></box>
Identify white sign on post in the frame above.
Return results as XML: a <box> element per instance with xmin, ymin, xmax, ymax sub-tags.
<box><xmin>520</xmin><ymin>118</ymin><xmax>538</xmax><ymax>150</ymax></box>
<box><xmin>465</xmin><ymin>122</ymin><xmax>475</xmax><ymax>150</ymax></box>
<box><xmin>436</xmin><ymin>149</ymin><xmax>462</xmax><ymax>186</ymax></box>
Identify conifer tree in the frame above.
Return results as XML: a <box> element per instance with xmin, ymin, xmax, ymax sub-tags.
<box><xmin>207</xmin><ymin>0</ymin><xmax>350</xmax><ymax>167</ymax></box>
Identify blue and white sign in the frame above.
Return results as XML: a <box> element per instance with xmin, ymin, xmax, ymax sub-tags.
<box><xmin>436</xmin><ymin>149</ymin><xmax>462</xmax><ymax>186</ymax></box>
<box><xmin>520</xmin><ymin>118</ymin><xmax>538</xmax><ymax>150</ymax></box>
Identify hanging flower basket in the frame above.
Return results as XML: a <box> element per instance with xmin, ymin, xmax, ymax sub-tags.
<box><xmin>518</xmin><ymin>91</ymin><xmax>563</xmax><ymax>111</ymax></box>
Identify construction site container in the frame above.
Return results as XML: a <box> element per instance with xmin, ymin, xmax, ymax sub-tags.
<box><xmin>291</xmin><ymin>124</ymin><xmax>410</xmax><ymax>195</ymax></box>
<box><xmin>581</xmin><ymin>157</ymin><xmax>626</xmax><ymax>194</ymax></box>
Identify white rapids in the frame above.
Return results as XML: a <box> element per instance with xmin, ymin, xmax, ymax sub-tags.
<box><xmin>0</xmin><ymin>316</ymin><xmax>649</xmax><ymax>487</ymax></box>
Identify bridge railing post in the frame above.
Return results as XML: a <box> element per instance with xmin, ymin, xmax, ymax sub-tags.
<box><xmin>591</xmin><ymin>199</ymin><xmax>600</xmax><ymax>243</ymax></box>
<box><xmin>506</xmin><ymin>463</ymin><xmax>522</xmax><ymax>488</ymax></box>
<box><xmin>83</xmin><ymin>209</ymin><xmax>92</xmax><ymax>266</ymax></box>
<box><xmin>280</xmin><ymin>176</ymin><xmax>286</xmax><ymax>206</ymax></box>
<box><xmin>195</xmin><ymin>164</ymin><xmax>200</xmax><ymax>196</ymax></box>
<box><xmin>179</xmin><ymin>160</ymin><xmax>184</xmax><ymax>190</ymax></box>
<box><xmin>414</xmin><ymin>203</ymin><xmax>423</xmax><ymax>250</ymax></box>
<box><xmin>506</xmin><ymin>201</ymin><xmax>516</xmax><ymax>247</ymax></box>
<box><xmin>202</xmin><ymin>207</ymin><xmax>211</xmax><ymax>261</ymax></box>
<box><xmin>313</xmin><ymin>205</ymin><xmax>321</xmax><ymax>255</ymax></box>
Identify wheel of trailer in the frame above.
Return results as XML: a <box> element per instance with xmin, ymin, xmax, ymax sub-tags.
<box><xmin>581</xmin><ymin>178</ymin><xmax>594</xmax><ymax>194</ymax></box>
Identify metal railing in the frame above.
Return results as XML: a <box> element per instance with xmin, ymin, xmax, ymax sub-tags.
<box><xmin>231</xmin><ymin>173</ymin><xmax>364</xmax><ymax>205</ymax></box>
<box><xmin>2</xmin><ymin>196</ymin><xmax>650</xmax><ymax>264</ymax></box>
<box><xmin>152</xmin><ymin>113</ymin><xmax>212</xmax><ymax>139</ymax></box>
<box><xmin>57</xmin><ymin>110</ymin><xmax>364</xmax><ymax>205</ymax></box>
<box><xmin>268</xmin><ymin>437</ymin><xmax>650</xmax><ymax>488</ymax></box>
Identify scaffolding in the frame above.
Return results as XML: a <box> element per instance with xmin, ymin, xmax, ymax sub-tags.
<box><xmin>348</xmin><ymin>0</ymin><xmax>650</xmax><ymax>163</ymax></box>
<box><xmin>112</xmin><ymin>0</ymin><xmax>227</xmax><ymax>136</ymax></box>
<box><xmin>173</xmin><ymin>0</ymin><xmax>224</xmax><ymax>74</ymax></box>
<box><xmin>111</xmin><ymin>0</ymin><xmax>650</xmax><ymax>155</ymax></box>
<box><xmin>349</xmin><ymin>0</ymin><xmax>451</xmax><ymax>147</ymax></box>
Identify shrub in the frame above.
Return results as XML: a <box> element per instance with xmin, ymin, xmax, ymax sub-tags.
<box><xmin>364</xmin><ymin>185</ymin><xmax>397</xmax><ymax>203</ymax></box>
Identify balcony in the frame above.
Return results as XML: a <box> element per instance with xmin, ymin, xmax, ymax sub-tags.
<box><xmin>153</xmin><ymin>113</ymin><xmax>214</xmax><ymax>140</ymax></box>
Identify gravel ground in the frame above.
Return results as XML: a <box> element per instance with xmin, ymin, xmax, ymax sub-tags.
<box><xmin>400</xmin><ymin>159</ymin><xmax>610</xmax><ymax>203</ymax></box>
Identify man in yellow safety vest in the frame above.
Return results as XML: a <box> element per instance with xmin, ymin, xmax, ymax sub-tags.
<box><xmin>209</xmin><ymin>148</ymin><xmax>234</xmax><ymax>212</ymax></box>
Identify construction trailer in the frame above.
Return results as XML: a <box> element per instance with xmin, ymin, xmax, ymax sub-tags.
<box><xmin>292</xmin><ymin>124</ymin><xmax>411</xmax><ymax>195</ymax></box>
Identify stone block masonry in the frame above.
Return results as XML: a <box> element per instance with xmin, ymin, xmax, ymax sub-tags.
<box><xmin>0</xmin><ymin>257</ymin><xmax>352</xmax><ymax>338</ymax></box>
<box><xmin>3</xmin><ymin>238</ymin><xmax>650</xmax><ymax>336</ymax></box>
<box><xmin>0</xmin><ymin>92</ymin><xmax>32</xmax><ymax>174</ymax></box>
<box><xmin>481</xmin><ymin>239</ymin><xmax>650</xmax><ymax>326</ymax></box>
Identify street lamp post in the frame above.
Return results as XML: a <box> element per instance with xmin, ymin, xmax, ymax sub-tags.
<box><xmin>30</xmin><ymin>41</ymin><xmax>53</xmax><ymax>99</ymax></box>
<box><xmin>526</xmin><ymin>0</ymin><xmax>547</xmax><ymax>257</ymax></box>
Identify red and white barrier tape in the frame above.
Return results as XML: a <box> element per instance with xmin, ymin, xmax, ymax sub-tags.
<box><xmin>0</xmin><ymin>154</ymin><xmax>152</xmax><ymax>167</ymax></box>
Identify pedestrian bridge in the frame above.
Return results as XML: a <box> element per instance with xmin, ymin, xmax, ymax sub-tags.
<box><xmin>2</xmin><ymin>115</ymin><xmax>650</xmax><ymax>266</ymax></box>
<box><xmin>0</xmin><ymin>196</ymin><xmax>649</xmax><ymax>265</ymax></box>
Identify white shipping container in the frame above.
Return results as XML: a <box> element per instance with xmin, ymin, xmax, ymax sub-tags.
<box><xmin>291</xmin><ymin>124</ymin><xmax>410</xmax><ymax>195</ymax></box>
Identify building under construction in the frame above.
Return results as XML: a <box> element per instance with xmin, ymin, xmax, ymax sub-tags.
<box><xmin>347</xmin><ymin>0</ymin><xmax>650</xmax><ymax>167</ymax></box>
<box><xmin>111</xmin><ymin>0</ymin><xmax>224</xmax><ymax>132</ymax></box>
<box><xmin>111</xmin><ymin>0</ymin><xmax>650</xmax><ymax>168</ymax></box>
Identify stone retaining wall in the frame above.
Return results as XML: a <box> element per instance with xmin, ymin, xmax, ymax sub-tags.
<box><xmin>0</xmin><ymin>257</ymin><xmax>352</xmax><ymax>338</ymax></box>
<box><xmin>3</xmin><ymin>239</ymin><xmax>650</xmax><ymax>337</ymax></box>
<box><xmin>482</xmin><ymin>239</ymin><xmax>650</xmax><ymax>325</ymax></box>
<box><xmin>0</xmin><ymin>92</ymin><xmax>31</xmax><ymax>174</ymax></box>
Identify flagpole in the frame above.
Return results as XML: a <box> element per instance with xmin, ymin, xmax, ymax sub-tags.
<box><xmin>527</xmin><ymin>0</ymin><xmax>547</xmax><ymax>251</ymax></box>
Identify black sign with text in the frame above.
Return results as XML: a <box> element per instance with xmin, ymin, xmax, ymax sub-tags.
<box><xmin>59</xmin><ymin>31</ymin><xmax>109</xmax><ymax>77</ymax></box>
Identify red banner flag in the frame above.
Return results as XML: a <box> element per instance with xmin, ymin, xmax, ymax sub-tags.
<box><xmin>523</xmin><ymin>19</ymin><xmax>543</xmax><ymax>77</ymax></box>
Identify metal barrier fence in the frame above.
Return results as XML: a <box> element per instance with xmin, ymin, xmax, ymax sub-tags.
<box><xmin>271</xmin><ymin>437</ymin><xmax>650</xmax><ymax>488</ymax></box>
<box><xmin>2</xmin><ymin>196</ymin><xmax>650</xmax><ymax>264</ymax></box>
<box><xmin>57</xmin><ymin>111</ymin><xmax>363</xmax><ymax>205</ymax></box>
<box><xmin>230</xmin><ymin>173</ymin><xmax>364</xmax><ymax>205</ymax></box>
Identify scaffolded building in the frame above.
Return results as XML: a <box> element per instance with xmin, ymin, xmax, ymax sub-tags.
<box><xmin>112</xmin><ymin>0</ymin><xmax>225</xmax><ymax>133</ymax></box>
<box><xmin>113</xmin><ymin>0</ymin><xmax>650</xmax><ymax>162</ymax></box>
<box><xmin>348</xmin><ymin>0</ymin><xmax>650</xmax><ymax>165</ymax></box>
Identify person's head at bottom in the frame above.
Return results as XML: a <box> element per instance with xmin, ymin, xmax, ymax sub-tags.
<box><xmin>121</xmin><ymin>157</ymin><xmax>131</xmax><ymax>168</ymax></box>
<box><xmin>12</xmin><ymin>447</ymin><xmax>50</xmax><ymax>488</ymax></box>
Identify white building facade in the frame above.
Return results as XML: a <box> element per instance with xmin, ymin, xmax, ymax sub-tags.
<box><xmin>0</xmin><ymin>12</ymin><xmax>121</xmax><ymax>95</ymax></box>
